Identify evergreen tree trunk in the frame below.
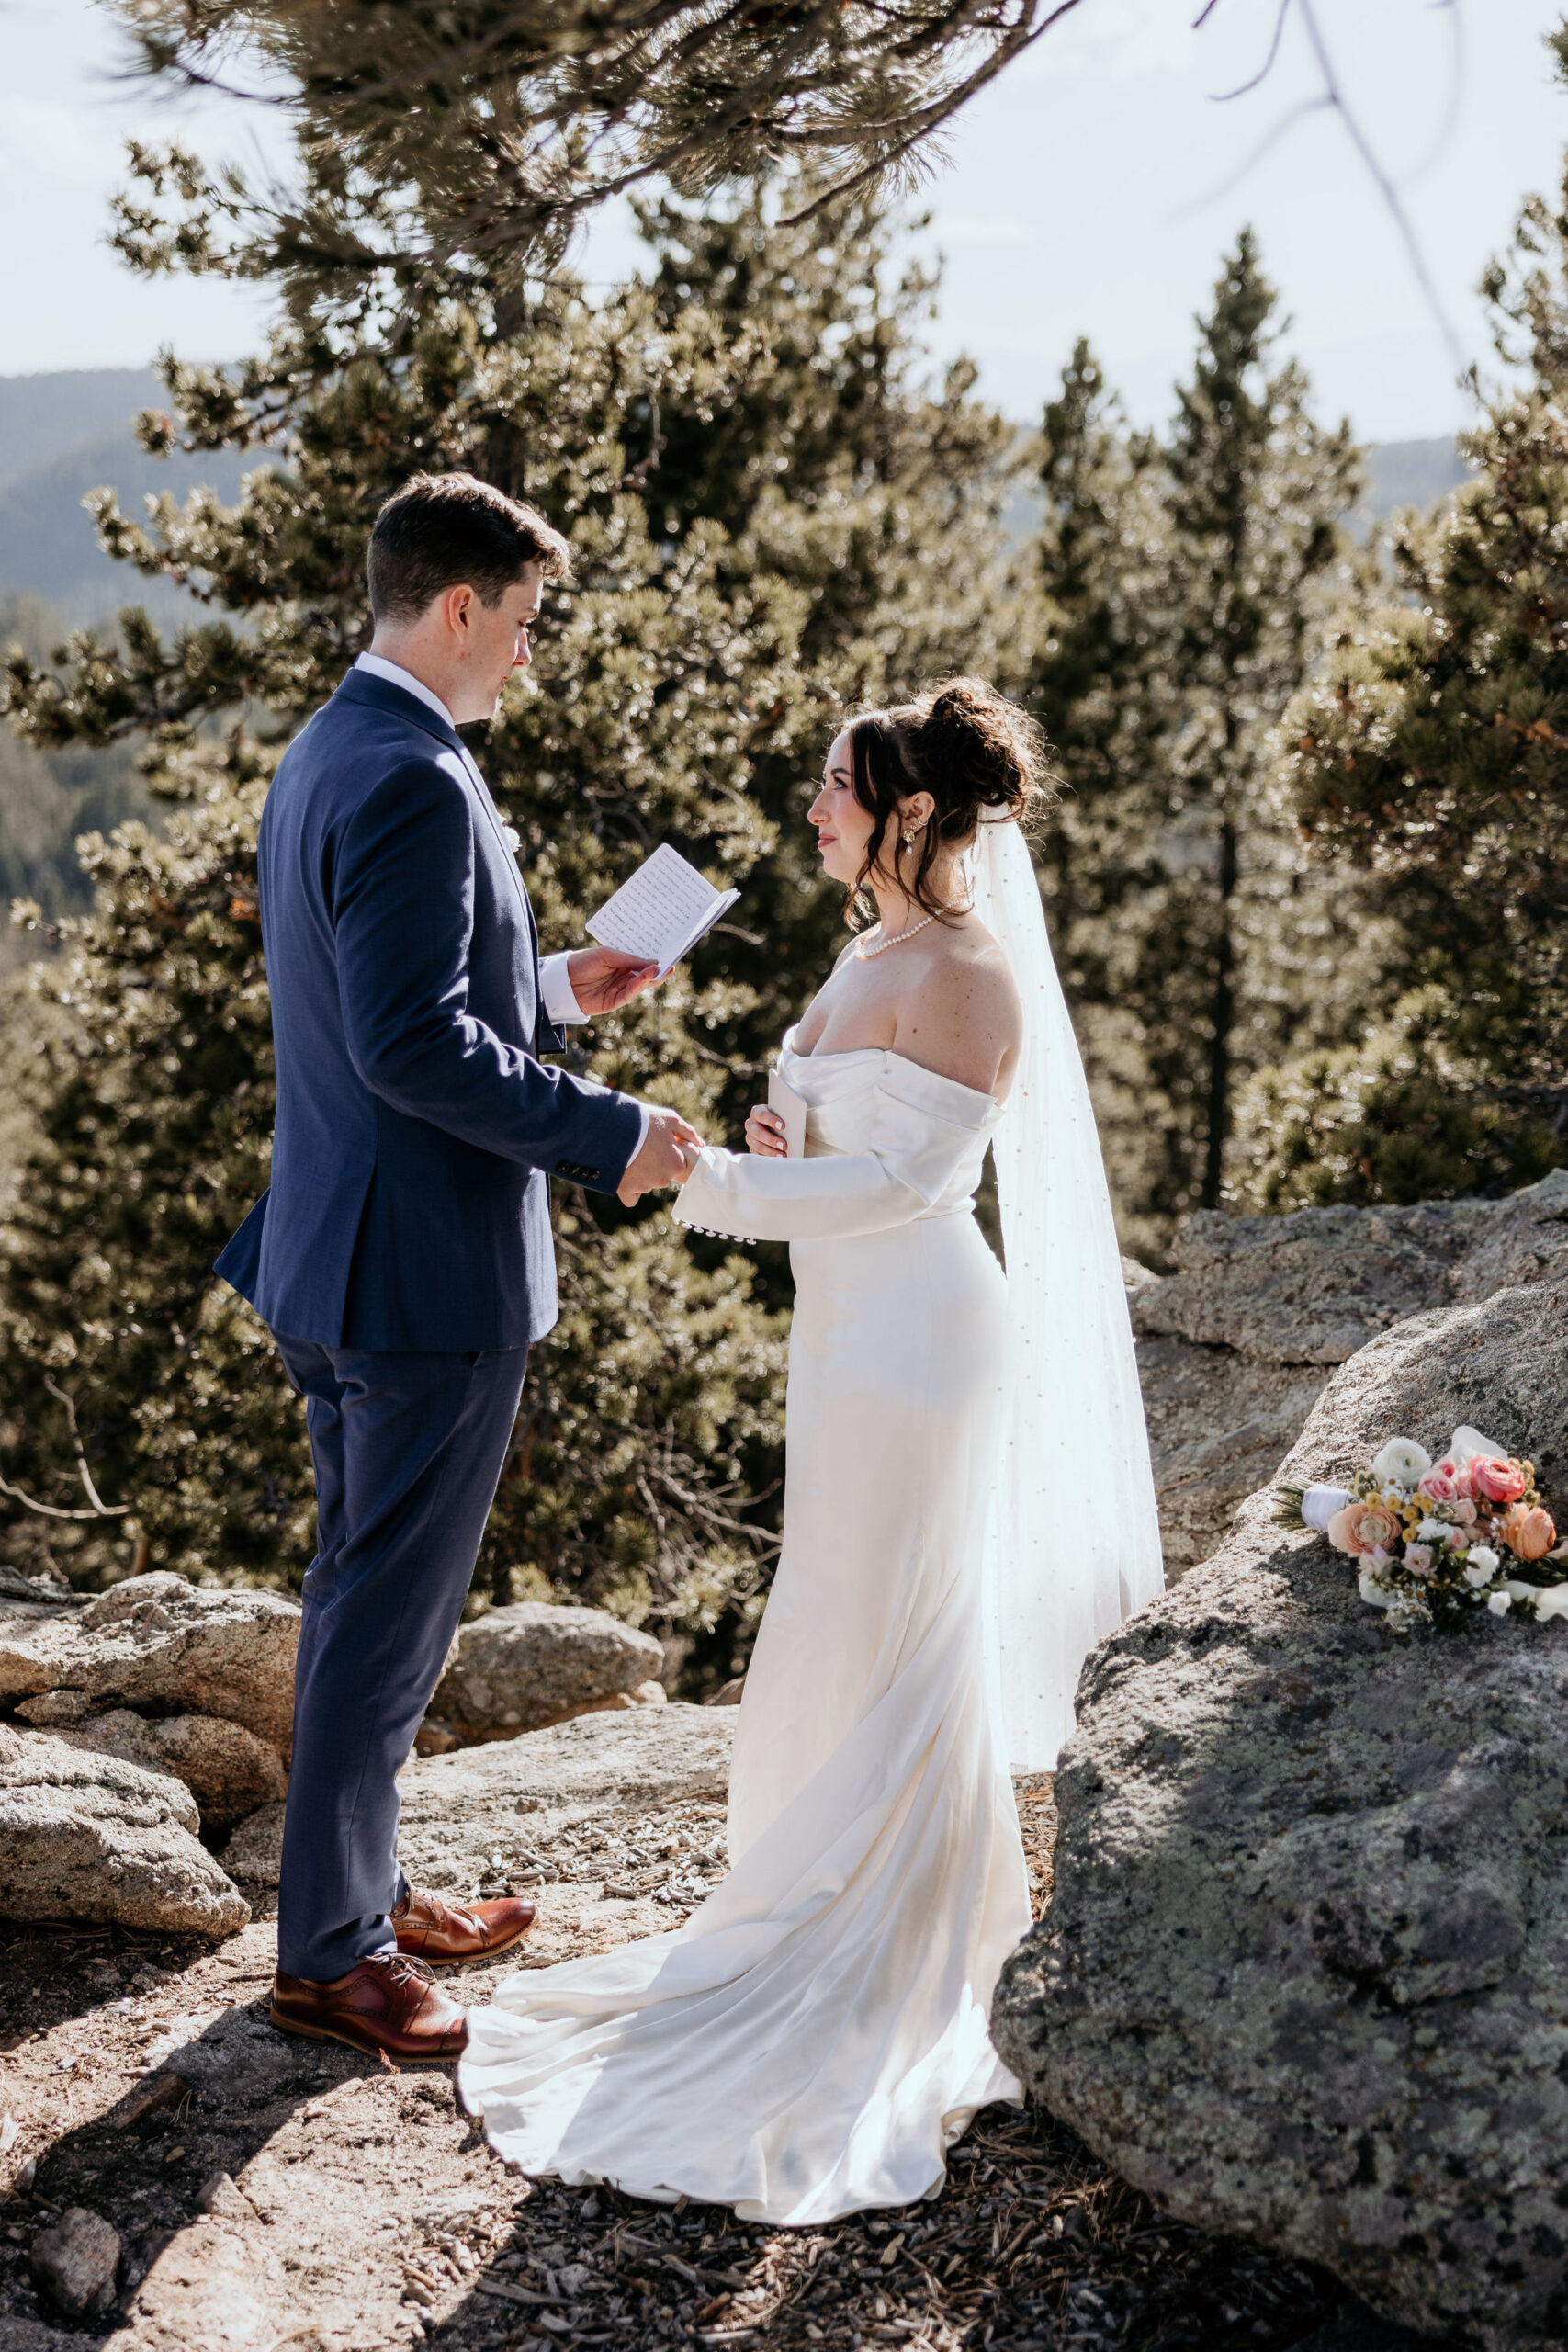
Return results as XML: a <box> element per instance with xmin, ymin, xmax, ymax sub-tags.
<box><xmin>1202</xmin><ymin>813</ymin><xmax>1239</xmax><ymax>1211</ymax></box>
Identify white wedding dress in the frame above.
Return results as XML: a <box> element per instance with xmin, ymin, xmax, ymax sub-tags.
<box><xmin>457</xmin><ymin>822</ymin><xmax>1163</xmax><ymax>2224</ymax></box>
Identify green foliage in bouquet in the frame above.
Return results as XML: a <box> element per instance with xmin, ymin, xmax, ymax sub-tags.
<box><xmin>1238</xmin><ymin>35</ymin><xmax>1568</xmax><ymax>1208</ymax></box>
<box><xmin>0</xmin><ymin>165</ymin><xmax>1020</xmax><ymax>1680</ymax></box>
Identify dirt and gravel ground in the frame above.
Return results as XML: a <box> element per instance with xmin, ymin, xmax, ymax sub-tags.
<box><xmin>0</xmin><ymin>1778</ymin><xmax>1426</xmax><ymax>2352</ymax></box>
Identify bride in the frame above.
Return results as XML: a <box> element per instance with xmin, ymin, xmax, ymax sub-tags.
<box><xmin>458</xmin><ymin>678</ymin><xmax>1162</xmax><ymax>2223</ymax></box>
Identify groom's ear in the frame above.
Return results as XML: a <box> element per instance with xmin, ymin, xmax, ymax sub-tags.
<box><xmin>441</xmin><ymin>583</ymin><xmax>479</xmax><ymax>638</ymax></box>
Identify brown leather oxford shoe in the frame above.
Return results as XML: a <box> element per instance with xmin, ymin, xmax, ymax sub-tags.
<box><xmin>391</xmin><ymin>1883</ymin><xmax>537</xmax><ymax>1965</ymax></box>
<box><xmin>270</xmin><ymin>1952</ymin><xmax>468</xmax><ymax>2065</ymax></box>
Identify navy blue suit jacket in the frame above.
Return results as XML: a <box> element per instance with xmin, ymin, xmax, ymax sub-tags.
<box><xmin>215</xmin><ymin>668</ymin><xmax>643</xmax><ymax>1351</ymax></box>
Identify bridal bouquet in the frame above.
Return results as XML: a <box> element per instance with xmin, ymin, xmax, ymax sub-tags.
<box><xmin>1279</xmin><ymin>1425</ymin><xmax>1568</xmax><ymax>1633</ymax></box>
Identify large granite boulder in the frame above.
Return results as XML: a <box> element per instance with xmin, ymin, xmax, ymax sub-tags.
<box><xmin>431</xmin><ymin>1599</ymin><xmax>666</xmax><ymax>1740</ymax></box>
<box><xmin>0</xmin><ymin>1724</ymin><xmax>250</xmax><ymax>1936</ymax></box>
<box><xmin>226</xmin><ymin>1701</ymin><xmax>734</xmax><ymax>1894</ymax></box>
<box><xmin>993</xmin><ymin>1276</ymin><xmax>1568</xmax><ymax>2348</ymax></box>
<box><xmin>26</xmin><ymin>1704</ymin><xmax>287</xmax><ymax>1831</ymax></box>
<box><xmin>0</xmin><ymin>1572</ymin><xmax>299</xmax><ymax>1758</ymax></box>
<box><xmin>1133</xmin><ymin>1170</ymin><xmax>1568</xmax><ymax>1577</ymax></box>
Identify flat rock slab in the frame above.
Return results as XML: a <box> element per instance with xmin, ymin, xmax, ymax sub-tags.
<box><xmin>225</xmin><ymin>1702</ymin><xmax>735</xmax><ymax>1894</ymax></box>
<box><xmin>0</xmin><ymin>1574</ymin><xmax>299</xmax><ymax>1759</ymax></box>
<box><xmin>1132</xmin><ymin>1168</ymin><xmax>1568</xmax><ymax>1365</ymax></box>
<box><xmin>994</xmin><ymin>1278</ymin><xmax>1568</xmax><ymax>2348</ymax></box>
<box><xmin>0</xmin><ymin>1724</ymin><xmax>249</xmax><ymax>1938</ymax></box>
<box><xmin>433</xmin><ymin>1600</ymin><xmax>665</xmax><ymax>1737</ymax></box>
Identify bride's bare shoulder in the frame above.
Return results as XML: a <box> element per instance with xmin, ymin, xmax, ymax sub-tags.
<box><xmin>892</xmin><ymin>921</ymin><xmax>1021</xmax><ymax>1097</ymax></box>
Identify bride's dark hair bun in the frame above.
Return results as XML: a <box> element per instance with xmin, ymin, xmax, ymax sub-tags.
<box><xmin>843</xmin><ymin>675</ymin><xmax>1056</xmax><ymax>923</ymax></box>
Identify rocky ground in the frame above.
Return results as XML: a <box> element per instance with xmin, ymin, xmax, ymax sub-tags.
<box><xmin>0</xmin><ymin>1766</ymin><xmax>1416</xmax><ymax>2352</ymax></box>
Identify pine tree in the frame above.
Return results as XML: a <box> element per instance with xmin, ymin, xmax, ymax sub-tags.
<box><xmin>1026</xmin><ymin>239</ymin><xmax>1366</xmax><ymax>1259</ymax></box>
<box><xmin>1234</xmin><ymin>48</ymin><xmax>1568</xmax><ymax>1210</ymax></box>
<box><xmin>108</xmin><ymin>0</ymin><xmax>1059</xmax><ymax>305</ymax></box>
<box><xmin>1021</xmin><ymin>341</ymin><xmax>1174</xmax><ymax>1257</ymax></box>
<box><xmin>0</xmin><ymin>185</ymin><xmax>1019</xmax><ymax>1683</ymax></box>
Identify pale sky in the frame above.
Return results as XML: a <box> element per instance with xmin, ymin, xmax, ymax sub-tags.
<box><xmin>1</xmin><ymin>0</ymin><xmax>1563</xmax><ymax>441</ymax></box>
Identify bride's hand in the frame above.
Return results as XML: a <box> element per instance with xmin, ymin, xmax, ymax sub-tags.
<box><xmin>745</xmin><ymin>1104</ymin><xmax>788</xmax><ymax>1158</ymax></box>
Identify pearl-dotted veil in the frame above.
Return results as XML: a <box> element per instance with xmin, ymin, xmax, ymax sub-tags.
<box><xmin>966</xmin><ymin>815</ymin><xmax>1165</xmax><ymax>1771</ymax></box>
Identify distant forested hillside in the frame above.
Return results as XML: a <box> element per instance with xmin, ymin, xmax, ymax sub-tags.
<box><xmin>1</xmin><ymin>371</ymin><xmax>1470</xmax><ymax>628</ymax></box>
<box><xmin>0</xmin><ymin>369</ymin><xmax>252</xmax><ymax>627</ymax></box>
<box><xmin>0</xmin><ymin>372</ymin><xmax>1472</xmax><ymax>983</ymax></box>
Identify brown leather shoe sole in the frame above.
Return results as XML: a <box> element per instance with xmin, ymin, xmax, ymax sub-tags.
<box><xmin>268</xmin><ymin>2002</ymin><xmax>467</xmax><ymax>2067</ymax></box>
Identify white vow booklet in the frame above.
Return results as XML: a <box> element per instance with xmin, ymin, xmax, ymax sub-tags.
<box><xmin>586</xmin><ymin>843</ymin><xmax>739</xmax><ymax>978</ymax></box>
<box><xmin>768</xmin><ymin>1069</ymin><xmax>808</xmax><ymax>1159</ymax></box>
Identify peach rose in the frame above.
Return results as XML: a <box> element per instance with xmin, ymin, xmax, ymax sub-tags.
<box><xmin>1328</xmin><ymin>1500</ymin><xmax>1402</xmax><ymax>1556</ymax></box>
<box><xmin>1500</xmin><ymin>1503</ymin><xmax>1557</xmax><ymax>1563</ymax></box>
<box><xmin>1417</xmin><ymin>1468</ymin><xmax>1460</xmax><ymax>1506</ymax></box>
<box><xmin>1467</xmin><ymin>1455</ymin><xmax>1529</xmax><ymax>1507</ymax></box>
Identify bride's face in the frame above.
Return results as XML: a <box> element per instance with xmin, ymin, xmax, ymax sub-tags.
<box><xmin>808</xmin><ymin>730</ymin><xmax>874</xmax><ymax>889</ymax></box>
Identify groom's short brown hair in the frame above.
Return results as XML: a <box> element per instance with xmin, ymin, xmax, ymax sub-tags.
<box><xmin>367</xmin><ymin>472</ymin><xmax>572</xmax><ymax>623</ymax></box>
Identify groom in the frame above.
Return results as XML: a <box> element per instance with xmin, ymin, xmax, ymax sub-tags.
<box><xmin>216</xmin><ymin>471</ymin><xmax>700</xmax><ymax>2064</ymax></box>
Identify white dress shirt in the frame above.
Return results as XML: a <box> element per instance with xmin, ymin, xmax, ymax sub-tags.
<box><xmin>351</xmin><ymin>652</ymin><xmax>648</xmax><ymax>1163</ymax></box>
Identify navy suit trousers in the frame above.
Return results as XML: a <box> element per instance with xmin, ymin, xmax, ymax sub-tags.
<box><xmin>273</xmin><ymin>1332</ymin><xmax>529</xmax><ymax>1981</ymax></box>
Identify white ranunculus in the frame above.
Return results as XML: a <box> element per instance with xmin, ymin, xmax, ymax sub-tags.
<box><xmin>1487</xmin><ymin>1590</ymin><xmax>1512</xmax><ymax>1616</ymax></box>
<box><xmin>1416</xmin><ymin>1519</ymin><xmax>1454</xmax><ymax>1545</ymax></box>
<box><xmin>1467</xmin><ymin>1545</ymin><xmax>1500</xmax><ymax>1578</ymax></box>
<box><xmin>1302</xmin><ymin>1484</ymin><xmax>1354</xmax><ymax>1532</ymax></box>
<box><xmin>1371</xmin><ymin>1437</ymin><xmax>1433</xmax><ymax>1488</ymax></box>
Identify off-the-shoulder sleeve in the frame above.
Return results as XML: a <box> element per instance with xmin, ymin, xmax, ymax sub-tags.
<box><xmin>672</xmin><ymin>1064</ymin><xmax>989</xmax><ymax>1243</ymax></box>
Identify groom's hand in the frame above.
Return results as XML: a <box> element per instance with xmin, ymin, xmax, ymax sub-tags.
<box><xmin>618</xmin><ymin>1107</ymin><xmax>703</xmax><ymax>1205</ymax></box>
<box><xmin>567</xmin><ymin>945</ymin><xmax>660</xmax><ymax>1016</ymax></box>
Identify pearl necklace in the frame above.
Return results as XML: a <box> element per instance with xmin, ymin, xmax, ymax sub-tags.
<box><xmin>854</xmin><ymin>913</ymin><xmax>938</xmax><ymax>961</ymax></box>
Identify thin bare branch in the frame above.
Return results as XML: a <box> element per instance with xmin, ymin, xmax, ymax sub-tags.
<box><xmin>1295</xmin><ymin>0</ymin><xmax>1466</xmax><ymax>374</ymax></box>
<box><xmin>0</xmin><ymin>1379</ymin><xmax>133</xmax><ymax>1521</ymax></box>
<box><xmin>1210</xmin><ymin>0</ymin><xmax>1292</xmax><ymax>102</ymax></box>
<box><xmin>1171</xmin><ymin>95</ymin><xmax>1332</xmax><ymax>220</ymax></box>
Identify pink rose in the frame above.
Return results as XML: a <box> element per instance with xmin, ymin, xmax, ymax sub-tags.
<box><xmin>1466</xmin><ymin>1455</ymin><xmax>1529</xmax><ymax>1507</ymax></box>
<box><xmin>1437</xmin><ymin>1457</ymin><xmax>1457</xmax><ymax>1479</ymax></box>
<box><xmin>1357</xmin><ymin>1503</ymin><xmax>1403</xmax><ymax>1554</ymax></box>
<box><xmin>1450</xmin><ymin>1497</ymin><xmax>1478</xmax><ymax>1526</ymax></box>
<box><xmin>1500</xmin><ymin>1503</ymin><xmax>1557</xmax><ymax>1563</ymax></box>
<box><xmin>1329</xmin><ymin>1500</ymin><xmax>1402</xmax><ymax>1556</ymax></box>
<box><xmin>1404</xmin><ymin>1544</ymin><xmax>1434</xmax><ymax>1575</ymax></box>
<box><xmin>1417</xmin><ymin>1469</ymin><xmax>1460</xmax><ymax>1506</ymax></box>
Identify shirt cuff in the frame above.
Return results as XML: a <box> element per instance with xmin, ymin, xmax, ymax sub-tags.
<box><xmin>540</xmin><ymin>952</ymin><xmax>585</xmax><ymax>1025</ymax></box>
<box><xmin>633</xmin><ymin>1102</ymin><xmax>650</xmax><ymax>1161</ymax></box>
